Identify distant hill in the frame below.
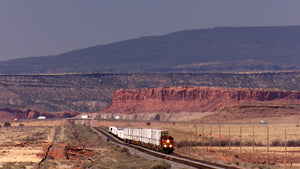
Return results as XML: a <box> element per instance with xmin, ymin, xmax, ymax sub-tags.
<box><xmin>0</xmin><ymin>26</ymin><xmax>300</xmax><ymax>73</ymax></box>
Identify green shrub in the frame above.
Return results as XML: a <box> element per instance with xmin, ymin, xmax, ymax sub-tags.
<box><xmin>4</xmin><ymin>122</ymin><xmax>11</xmax><ymax>127</ymax></box>
<box><xmin>287</xmin><ymin>140</ymin><xmax>300</xmax><ymax>146</ymax></box>
<box><xmin>1</xmin><ymin>162</ymin><xmax>26</xmax><ymax>169</ymax></box>
<box><xmin>23</xmin><ymin>131</ymin><xmax>47</xmax><ymax>142</ymax></box>
<box><xmin>81</xmin><ymin>161</ymin><xmax>92</xmax><ymax>169</ymax></box>
<box><xmin>47</xmin><ymin>155</ymin><xmax>55</xmax><ymax>160</ymax></box>
<box><xmin>38</xmin><ymin>161</ymin><xmax>57</xmax><ymax>169</ymax></box>
<box><xmin>118</xmin><ymin>147</ymin><xmax>129</xmax><ymax>153</ymax></box>
<box><xmin>150</xmin><ymin>160</ymin><xmax>171</xmax><ymax>169</ymax></box>
<box><xmin>150</xmin><ymin>164</ymin><xmax>167</xmax><ymax>169</ymax></box>
<box><xmin>272</xmin><ymin>139</ymin><xmax>283</xmax><ymax>146</ymax></box>
<box><xmin>2</xmin><ymin>162</ymin><xmax>14</xmax><ymax>169</ymax></box>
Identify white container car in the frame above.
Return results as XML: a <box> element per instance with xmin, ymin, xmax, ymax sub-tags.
<box><xmin>109</xmin><ymin>126</ymin><xmax>122</xmax><ymax>136</ymax></box>
<box><xmin>109</xmin><ymin>126</ymin><xmax>174</xmax><ymax>153</ymax></box>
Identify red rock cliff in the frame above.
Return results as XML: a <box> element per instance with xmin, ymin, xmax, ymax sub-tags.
<box><xmin>103</xmin><ymin>87</ymin><xmax>300</xmax><ymax>113</ymax></box>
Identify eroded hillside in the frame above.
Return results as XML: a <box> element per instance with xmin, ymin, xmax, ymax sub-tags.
<box><xmin>103</xmin><ymin>86</ymin><xmax>300</xmax><ymax>114</ymax></box>
<box><xmin>0</xmin><ymin>71</ymin><xmax>299</xmax><ymax>112</ymax></box>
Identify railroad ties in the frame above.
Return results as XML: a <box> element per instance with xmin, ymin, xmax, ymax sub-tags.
<box><xmin>93</xmin><ymin>127</ymin><xmax>238</xmax><ymax>169</ymax></box>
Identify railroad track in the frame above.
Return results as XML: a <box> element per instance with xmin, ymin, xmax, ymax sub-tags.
<box><xmin>93</xmin><ymin>127</ymin><xmax>238</xmax><ymax>169</ymax></box>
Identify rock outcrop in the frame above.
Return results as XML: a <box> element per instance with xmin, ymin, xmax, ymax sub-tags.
<box><xmin>102</xmin><ymin>86</ymin><xmax>300</xmax><ymax>114</ymax></box>
<box><xmin>0</xmin><ymin>72</ymin><xmax>299</xmax><ymax>113</ymax></box>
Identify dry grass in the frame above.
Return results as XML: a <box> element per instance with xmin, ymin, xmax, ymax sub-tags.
<box><xmin>37</xmin><ymin>122</ymin><xmax>172</xmax><ymax>169</ymax></box>
<box><xmin>3</xmin><ymin>118</ymin><xmax>300</xmax><ymax>168</ymax></box>
<box><xmin>0</xmin><ymin>126</ymin><xmax>54</xmax><ymax>169</ymax></box>
<box><xmin>0</xmin><ymin>120</ymin><xmax>173</xmax><ymax>169</ymax></box>
<box><xmin>95</xmin><ymin>119</ymin><xmax>300</xmax><ymax>168</ymax></box>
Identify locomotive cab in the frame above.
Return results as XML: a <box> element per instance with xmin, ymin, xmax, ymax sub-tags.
<box><xmin>161</xmin><ymin>136</ymin><xmax>174</xmax><ymax>153</ymax></box>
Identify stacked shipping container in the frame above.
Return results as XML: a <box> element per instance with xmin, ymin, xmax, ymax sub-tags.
<box><xmin>109</xmin><ymin>126</ymin><xmax>169</xmax><ymax>146</ymax></box>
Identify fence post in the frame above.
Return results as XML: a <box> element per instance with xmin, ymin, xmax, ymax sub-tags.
<box><xmin>285</xmin><ymin>127</ymin><xmax>287</xmax><ymax>167</ymax></box>
<box><xmin>195</xmin><ymin>125</ymin><xmax>197</xmax><ymax>150</ymax></box>
<box><xmin>210</xmin><ymin>124</ymin><xmax>212</xmax><ymax>152</ymax></box>
<box><xmin>252</xmin><ymin>127</ymin><xmax>254</xmax><ymax>164</ymax></box>
<box><xmin>202</xmin><ymin>124</ymin><xmax>204</xmax><ymax>151</ymax></box>
<box><xmin>229</xmin><ymin>124</ymin><xmax>231</xmax><ymax>151</ymax></box>
<box><xmin>186</xmin><ymin>137</ymin><xmax>188</xmax><ymax>150</ymax></box>
<box><xmin>240</xmin><ymin>126</ymin><xmax>242</xmax><ymax>158</ymax></box>
<box><xmin>219</xmin><ymin>124</ymin><xmax>221</xmax><ymax>151</ymax></box>
<box><xmin>190</xmin><ymin>127</ymin><xmax>192</xmax><ymax>149</ymax></box>
<box><xmin>267</xmin><ymin>127</ymin><xmax>269</xmax><ymax>165</ymax></box>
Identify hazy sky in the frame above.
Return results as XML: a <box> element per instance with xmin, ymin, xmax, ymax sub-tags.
<box><xmin>1</xmin><ymin>0</ymin><xmax>300</xmax><ymax>61</ymax></box>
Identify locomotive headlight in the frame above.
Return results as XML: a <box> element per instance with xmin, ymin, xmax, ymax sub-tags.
<box><xmin>164</xmin><ymin>145</ymin><xmax>167</xmax><ymax>148</ymax></box>
<box><xmin>167</xmin><ymin>139</ymin><xmax>170</xmax><ymax>143</ymax></box>
<box><xmin>169</xmin><ymin>144</ymin><xmax>173</xmax><ymax>148</ymax></box>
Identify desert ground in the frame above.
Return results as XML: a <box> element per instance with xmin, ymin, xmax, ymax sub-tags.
<box><xmin>0</xmin><ymin>120</ymin><xmax>173</xmax><ymax>169</ymax></box>
<box><xmin>1</xmin><ymin>115</ymin><xmax>300</xmax><ymax>169</ymax></box>
<box><xmin>94</xmin><ymin>116</ymin><xmax>300</xmax><ymax>169</ymax></box>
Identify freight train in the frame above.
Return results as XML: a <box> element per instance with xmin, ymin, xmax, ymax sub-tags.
<box><xmin>109</xmin><ymin>126</ymin><xmax>174</xmax><ymax>153</ymax></box>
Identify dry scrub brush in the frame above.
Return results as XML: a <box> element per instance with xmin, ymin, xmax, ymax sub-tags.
<box><xmin>57</xmin><ymin>125</ymin><xmax>172</xmax><ymax>169</ymax></box>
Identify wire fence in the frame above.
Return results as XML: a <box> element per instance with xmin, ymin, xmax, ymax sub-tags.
<box><xmin>175</xmin><ymin>123</ymin><xmax>300</xmax><ymax>167</ymax></box>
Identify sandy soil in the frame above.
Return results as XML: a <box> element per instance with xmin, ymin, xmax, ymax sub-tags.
<box><xmin>95</xmin><ymin>117</ymin><xmax>300</xmax><ymax>168</ymax></box>
<box><xmin>0</xmin><ymin>147</ymin><xmax>42</xmax><ymax>163</ymax></box>
<box><xmin>1</xmin><ymin>120</ymin><xmax>178</xmax><ymax>169</ymax></box>
<box><xmin>2</xmin><ymin>116</ymin><xmax>300</xmax><ymax>168</ymax></box>
<box><xmin>0</xmin><ymin>125</ymin><xmax>55</xmax><ymax>168</ymax></box>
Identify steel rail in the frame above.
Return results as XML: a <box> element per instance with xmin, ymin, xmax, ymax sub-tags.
<box><xmin>93</xmin><ymin>127</ymin><xmax>238</xmax><ymax>169</ymax></box>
